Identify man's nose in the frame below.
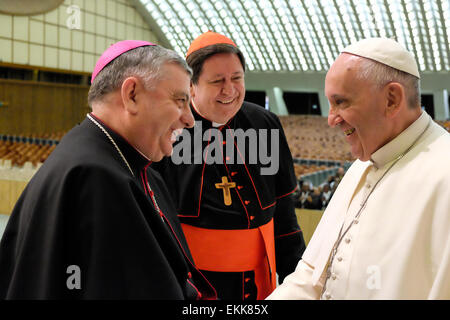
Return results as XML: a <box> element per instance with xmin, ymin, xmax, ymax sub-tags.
<box><xmin>328</xmin><ymin>106</ymin><xmax>340</xmax><ymax>127</ymax></box>
<box><xmin>182</xmin><ymin>105</ymin><xmax>195</xmax><ymax>128</ymax></box>
<box><xmin>221</xmin><ymin>79</ymin><xmax>234</xmax><ymax>96</ymax></box>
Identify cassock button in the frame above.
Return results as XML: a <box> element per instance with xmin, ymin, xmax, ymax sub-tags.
<box><xmin>187</xmin><ymin>272</ymin><xmax>192</xmax><ymax>279</ymax></box>
<box><xmin>231</xmin><ymin>171</ymin><xmax>237</xmax><ymax>176</ymax></box>
<box><xmin>238</xmin><ymin>185</ymin><xmax>243</xmax><ymax>190</ymax></box>
<box><xmin>250</xmin><ymin>216</ymin><xmax>255</xmax><ymax>220</ymax></box>
<box><xmin>245</xmin><ymin>278</ymin><xmax>250</xmax><ymax>282</ymax></box>
<box><xmin>244</xmin><ymin>293</ymin><xmax>250</xmax><ymax>299</ymax></box>
<box><xmin>345</xmin><ymin>238</ymin><xmax>351</xmax><ymax>244</ymax></box>
<box><xmin>324</xmin><ymin>293</ymin><xmax>331</xmax><ymax>300</ymax></box>
<box><xmin>245</xmin><ymin>200</ymin><xmax>250</xmax><ymax>205</ymax></box>
<box><xmin>337</xmin><ymin>257</ymin><xmax>343</xmax><ymax>262</ymax></box>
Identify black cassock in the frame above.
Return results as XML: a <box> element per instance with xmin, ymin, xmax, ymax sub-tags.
<box><xmin>152</xmin><ymin>102</ymin><xmax>306</xmax><ymax>300</ymax></box>
<box><xmin>0</xmin><ymin>115</ymin><xmax>216</xmax><ymax>300</ymax></box>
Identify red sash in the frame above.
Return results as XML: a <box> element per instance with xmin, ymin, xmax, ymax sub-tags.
<box><xmin>181</xmin><ymin>219</ymin><xmax>276</xmax><ymax>299</ymax></box>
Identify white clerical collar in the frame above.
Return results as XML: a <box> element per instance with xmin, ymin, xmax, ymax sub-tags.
<box><xmin>191</xmin><ymin>99</ymin><xmax>225</xmax><ymax>127</ymax></box>
<box><xmin>370</xmin><ymin>110</ymin><xmax>430</xmax><ymax>168</ymax></box>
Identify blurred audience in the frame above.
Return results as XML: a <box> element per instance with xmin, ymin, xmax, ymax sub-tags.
<box><xmin>293</xmin><ymin>166</ymin><xmax>347</xmax><ymax>210</ymax></box>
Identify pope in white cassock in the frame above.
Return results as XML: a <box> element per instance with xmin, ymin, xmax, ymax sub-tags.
<box><xmin>267</xmin><ymin>38</ymin><xmax>450</xmax><ymax>300</ymax></box>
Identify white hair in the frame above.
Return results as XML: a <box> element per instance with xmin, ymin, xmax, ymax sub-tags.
<box><xmin>355</xmin><ymin>57</ymin><xmax>421</xmax><ymax>109</ymax></box>
<box><xmin>88</xmin><ymin>45</ymin><xmax>192</xmax><ymax>106</ymax></box>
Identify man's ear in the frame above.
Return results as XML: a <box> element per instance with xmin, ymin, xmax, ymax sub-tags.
<box><xmin>385</xmin><ymin>82</ymin><xmax>404</xmax><ymax>118</ymax></box>
<box><xmin>121</xmin><ymin>77</ymin><xmax>139</xmax><ymax>115</ymax></box>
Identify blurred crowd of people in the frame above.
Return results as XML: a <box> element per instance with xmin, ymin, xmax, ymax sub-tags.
<box><xmin>292</xmin><ymin>167</ymin><xmax>346</xmax><ymax>210</ymax></box>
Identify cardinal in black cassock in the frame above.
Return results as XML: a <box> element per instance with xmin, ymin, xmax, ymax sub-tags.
<box><xmin>152</xmin><ymin>32</ymin><xmax>306</xmax><ymax>300</ymax></box>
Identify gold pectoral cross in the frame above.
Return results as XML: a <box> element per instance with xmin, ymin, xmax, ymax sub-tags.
<box><xmin>215</xmin><ymin>176</ymin><xmax>236</xmax><ymax>206</ymax></box>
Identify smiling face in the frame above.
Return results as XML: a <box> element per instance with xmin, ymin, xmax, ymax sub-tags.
<box><xmin>133</xmin><ymin>62</ymin><xmax>194</xmax><ymax>161</ymax></box>
<box><xmin>325</xmin><ymin>54</ymin><xmax>391</xmax><ymax>161</ymax></box>
<box><xmin>191</xmin><ymin>52</ymin><xmax>245</xmax><ymax>124</ymax></box>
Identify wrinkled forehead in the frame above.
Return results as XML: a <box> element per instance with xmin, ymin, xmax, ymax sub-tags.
<box><xmin>325</xmin><ymin>54</ymin><xmax>363</xmax><ymax>93</ymax></box>
<box><xmin>327</xmin><ymin>54</ymin><xmax>362</xmax><ymax>78</ymax></box>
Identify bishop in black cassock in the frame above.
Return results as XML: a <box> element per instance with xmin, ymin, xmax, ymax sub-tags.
<box><xmin>0</xmin><ymin>40</ymin><xmax>216</xmax><ymax>300</ymax></box>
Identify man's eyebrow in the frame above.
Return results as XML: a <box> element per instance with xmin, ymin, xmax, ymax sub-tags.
<box><xmin>172</xmin><ymin>91</ymin><xmax>189</xmax><ymax>100</ymax></box>
<box><xmin>211</xmin><ymin>71</ymin><xmax>244</xmax><ymax>78</ymax></box>
<box><xmin>330</xmin><ymin>94</ymin><xmax>347</xmax><ymax>101</ymax></box>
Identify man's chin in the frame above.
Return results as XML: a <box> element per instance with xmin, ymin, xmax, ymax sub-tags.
<box><xmin>150</xmin><ymin>155</ymin><xmax>162</xmax><ymax>162</ymax></box>
<box><xmin>162</xmin><ymin>146</ymin><xmax>174</xmax><ymax>159</ymax></box>
<box><xmin>148</xmin><ymin>149</ymin><xmax>165</xmax><ymax>162</ymax></box>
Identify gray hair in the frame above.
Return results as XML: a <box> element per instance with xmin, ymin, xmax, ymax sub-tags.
<box><xmin>356</xmin><ymin>57</ymin><xmax>421</xmax><ymax>109</ymax></box>
<box><xmin>88</xmin><ymin>45</ymin><xmax>192</xmax><ymax>106</ymax></box>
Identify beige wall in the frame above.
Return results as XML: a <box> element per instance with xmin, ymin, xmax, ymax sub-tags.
<box><xmin>0</xmin><ymin>79</ymin><xmax>90</xmax><ymax>135</ymax></box>
<box><xmin>296</xmin><ymin>208</ymin><xmax>323</xmax><ymax>246</ymax></box>
<box><xmin>0</xmin><ymin>163</ymin><xmax>34</xmax><ymax>215</ymax></box>
<box><xmin>0</xmin><ymin>179</ymin><xmax>28</xmax><ymax>215</ymax></box>
<box><xmin>0</xmin><ymin>0</ymin><xmax>160</xmax><ymax>73</ymax></box>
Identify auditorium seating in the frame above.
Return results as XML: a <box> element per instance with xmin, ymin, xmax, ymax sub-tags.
<box><xmin>0</xmin><ymin>136</ymin><xmax>60</xmax><ymax>168</ymax></box>
<box><xmin>279</xmin><ymin>115</ymin><xmax>354</xmax><ymax>162</ymax></box>
<box><xmin>436</xmin><ymin>120</ymin><xmax>450</xmax><ymax>132</ymax></box>
<box><xmin>293</xmin><ymin>163</ymin><xmax>332</xmax><ymax>178</ymax></box>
